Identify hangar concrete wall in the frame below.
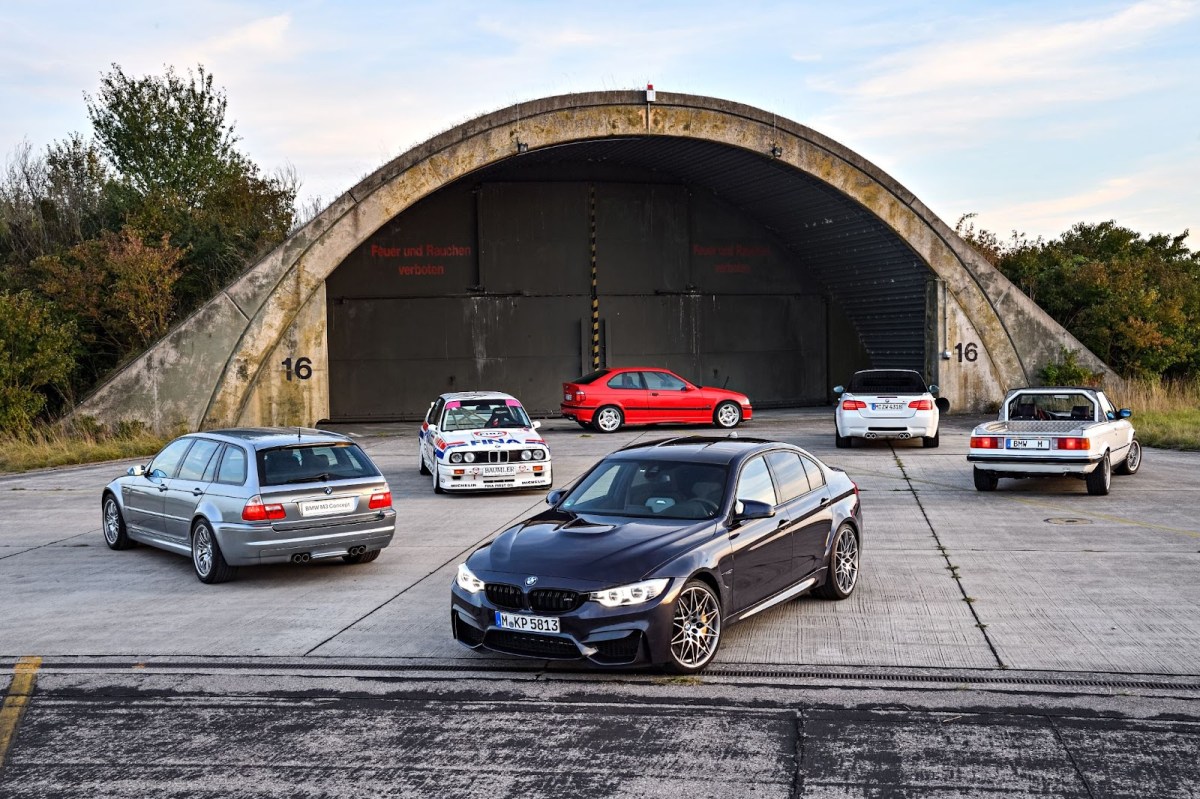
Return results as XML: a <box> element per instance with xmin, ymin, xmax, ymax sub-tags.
<box><xmin>75</xmin><ymin>91</ymin><xmax>1111</xmax><ymax>431</ymax></box>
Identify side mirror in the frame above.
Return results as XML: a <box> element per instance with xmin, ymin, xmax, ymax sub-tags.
<box><xmin>936</xmin><ymin>397</ymin><xmax>951</xmax><ymax>414</ymax></box>
<box><xmin>127</xmin><ymin>464</ymin><xmax>146</xmax><ymax>477</ymax></box>
<box><xmin>733</xmin><ymin>499</ymin><xmax>775</xmax><ymax>522</ymax></box>
<box><xmin>833</xmin><ymin>385</ymin><xmax>845</xmax><ymax>395</ymax></box>
<box><xmin>532</xmin><ymin>420</ymin><xmax>542</xmax><ymax>429</ymax></box>
<box><xmin>928</xmin><ymin>384</ymin><xmax>940</xmax><ymax>395</ymax></box>
<box><xmin>546</xmin><ymin>488</ymin><xmax>565</xmax><ymax>506</ymax></box>
<box><xmin>1119</xmin><ymin>408</ymin><xmax>1132</xmax><ymax>419</ymax></box>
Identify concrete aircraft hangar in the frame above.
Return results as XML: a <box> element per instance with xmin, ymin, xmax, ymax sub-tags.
<box><xmin>78</xmin><ymin>90</ymin><xmax>1110</xmax><ymax>430</ymax></box>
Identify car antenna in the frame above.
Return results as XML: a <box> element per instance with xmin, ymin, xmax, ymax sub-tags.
<box><xmin>297</xmin><ymin>426</ymin><xmax>301</xmax><ymax>442</ymax></box>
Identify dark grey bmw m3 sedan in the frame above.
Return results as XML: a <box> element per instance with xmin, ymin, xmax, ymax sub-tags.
<box><xmin>451</xmin><ymin>436</ymin><xmax>863</xmax><ymax>673</ymax></box>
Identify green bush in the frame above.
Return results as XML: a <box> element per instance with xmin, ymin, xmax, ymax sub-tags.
<box><xmin>1039</xmin><ymin>348</ymin><xmax>1101</xmax><ymax>386</ymax></box>
<box><xmin>0</xmin><ymin>291</ymin><xmax>76</xmax><ymax>433</ymax></box>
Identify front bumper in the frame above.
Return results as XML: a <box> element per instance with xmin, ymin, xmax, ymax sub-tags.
<box><xmin>450</xmin><ymin>579</ymin><xmax>678</xmax><ymax>667</ymax></box>
<box><xmin>215</xmin><ymin>509</ymin><xmax>397</xmax><ymax>565</ymax></box>
<box><xmin>435</xmin><ymin>462</ymin><xmax>552</xmax><ymax>491</ymax></box>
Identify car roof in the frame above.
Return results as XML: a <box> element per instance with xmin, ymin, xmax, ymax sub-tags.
<box><xmin>610</xmin><ymin>436</ymin><xmax>795</xmax><ymax>465</ymax></box>
<box><xmin>1009</xmin><ymin>386</ymin><xmax>1100</xmax><ymax>393</ymax></box>
<box><xmin>190</xmin><ymin>427</ymin><xmax>353</xmax><ymax>448</ymax></box>
<box><xmin>438</xmin><ymin>391</ymin><xmax>520</xmax><ymax>402</ymax></box>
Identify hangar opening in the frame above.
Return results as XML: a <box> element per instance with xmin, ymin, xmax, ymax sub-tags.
<box><xmin>326</xmin><ymin>137</ymin><xmax>930</xmax><ymax>421</ymax></box>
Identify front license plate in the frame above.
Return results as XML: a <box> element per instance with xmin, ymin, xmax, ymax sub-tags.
<box><xmin>495</xmin><ymin>611</ymin><xmax>560</xmax><ymax>634</ymax></box>
<box><xmin>483</xmin><ymin>465</ymin><xmax>517</xmax><ymax>475</ymax></box>
<box><xmin>298</xmin><ymin>497</ymin><xmax>357</xmax><ymax>517</ymax></box>
<box><xmin>1007</xmin><ymin>438</ymin><xmax>1050</xmax><ymax>450</ymax></box>
<box><xmin>872</xmin><ymin>402</ymin><xmax>904</xmax><ymax>411</ymax></box>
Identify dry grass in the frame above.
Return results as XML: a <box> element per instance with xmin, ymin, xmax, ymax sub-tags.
<box><xmin>0</xmin><ymin>423</ymin><xmax>170</xmax><ymax>473</ymax></box>
<box><xmin>1104</xmin><ymin>377</ymin><xmax>1200</xmax><ymax>450</ymax></box>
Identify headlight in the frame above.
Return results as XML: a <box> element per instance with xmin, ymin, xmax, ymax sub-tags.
<box><xmin>533</xmin><ymin>449</ymin><xmax>546</xmax><ymax>460</ymax></box>
<box><xmin>521</xmin><ymin>450</ymin><xmax>532</xmax><ymax>461</ymax></box>
<box><xmin>464</xmin><ymin>452</ymin><xmax>476</xmax><ymax>463</ymax></box>
<box><xmin>588</xmin><ymin>578</ymin><xmax>670</xmax><ymax>608</ymax></box>
<box><xmin>449</xmin><ymin>452</ymin><xmax>462</xmax><ymax>464</ymax></box>
<box><xmin>456</xmin><ymin>563</ymin><xmax>485</xmax><ymax>594</ymax></box>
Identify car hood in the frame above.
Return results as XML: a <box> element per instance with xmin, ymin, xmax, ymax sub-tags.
<box><xmin>472</xmin><ymin>510</ymin><xmax>716</xmax><ymax>584</ymax></box>
<box><xmin>437</xmin><ymin>428</ymin><xmax>546</xmax><ymax>448</ymax></box>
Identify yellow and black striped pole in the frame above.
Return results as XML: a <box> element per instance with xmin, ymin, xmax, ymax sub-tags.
<box><xmin>589</xmin><ymin>185</ymin><xmax>600</xmax><ymax>369</ymax></box>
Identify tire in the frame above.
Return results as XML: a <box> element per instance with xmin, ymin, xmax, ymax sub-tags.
<box><xmin>815</xmin><ymin>524</ymin><xmax>860</xmax><ymax>600</ymax></box>
<box><xmin>1114</xmin><ymin>438</ymin><xmax>1141</xmax><ymax>476</ymax></box>
<box><xmin>101</xmin><ymin>494</ymin><xmax>135</xmax><ymax>550</ymax></box>
<box><xmin>1086</xmin><ymin>452</ymin><xmax>1112</xmax><ymax>496</ymax></box>
<box><xmin>191</xmin><ymin>519</ymin><xmax>236</xmax><ymax>584</ymax></box>
<box><xmin>922</xmin><ymin>428</ymin><xmax>940</xmax><ymax>448</ymax></box>
<box><xmin>835</xmin><ymin>426</ymin><xmax>851</xmax><ymax>449</ymax></box>
<box><xmin>592</xmin><ymin>405</ymin><xmax>623</xmax><ymax>434</ymax></box>
<box><xmin>665</xmin><ymin>579</ymin><xmax>722</xmax><ymax>674</ymax></box>
<box><xmin>419</xmin><ymin>449</ymin><xmax>430</xmax><ymax>475</ymax></box>
<box><xmin>713</xmin><ymin>401</ymin><xmax>742</xmax><ymax>429</ymax></box>
<box><xmin>973</xmin><ymin>467</ymin><xmax>998</xmax><ymax>491</ymax></box>
<box><xmin>432</xmin><ymin>462</ymin><xmax>444</xmax><ymax>494</ymax></box>
<box><xmin>343</xmin><ymin>548</ymin><xmax>381</xmax><ymax>565</ymax></box>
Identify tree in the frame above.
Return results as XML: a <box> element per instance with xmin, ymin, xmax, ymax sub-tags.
<box><xmin>87</xmin><ymin>64</ymin><xmax>296</xmax><ymax>312</ymax></box>
<box><xmin>0</xmin><ymin>291</ymin><xmax>76</xmax><ymax>432</ymax></box>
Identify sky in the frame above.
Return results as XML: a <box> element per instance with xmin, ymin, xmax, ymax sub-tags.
<box><xmin>1</xmin><ymin>0</ymin><xmax>1197</xmax><ymax>243</ymax></box>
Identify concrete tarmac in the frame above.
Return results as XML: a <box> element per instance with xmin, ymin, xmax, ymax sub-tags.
<box><xmin>1</xmin><ymin>410</ymin><xmax>1198</xmax><ymax>797</ymax></box>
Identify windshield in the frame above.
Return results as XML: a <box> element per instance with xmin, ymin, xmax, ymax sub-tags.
<box><xmin>847</xmin><ymin>370</ymin><xmax>927</xmax><ymax>394</ymax></box>
<box><xmin>440</xmin><ymin>399</ymin><xmax>532</xmax><ymax>432</ymax></box>
<box><xmin>257</xmin><ymin>443</ymin><xmax>379</xmax><ymax>485</ymax></box>
<box><xmin>560</xmin><ymin>459</ymin><xmax>729</xmax><ymax>520</ymax></box>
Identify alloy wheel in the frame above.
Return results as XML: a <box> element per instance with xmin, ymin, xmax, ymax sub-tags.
<box><xmin>103</xmin><ymin>499</ymin><xmax>120</xmax><ymax>545</ymax></box>
<box><xmin>193</xmin><ymin>525</ymin><xmax>213</xmax><ymax>577</ymax></box>
<box><xmin>715</xmin><ymin>403</ymin><xmax>741</xmax><ymax>428</ymax></box>
<box><xmin>595</xmin><ymin>407</ymin><xmax>622</xmax><ymax>433</ymax></box>
<box><xmin>670</xmin><ymin>584</ymin><xmax>721</xmax><ymax>669</ymax></box>
<box><xmin>833</xmin><ymin>528</ymin><xmax>859</xmax><ymax>594</ymax></box>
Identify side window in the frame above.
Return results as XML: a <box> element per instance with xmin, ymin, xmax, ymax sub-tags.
<box><xmin>177</xmin><ymin>439</ymin><xmax>221</xmax><ymax>482</ymax></box>
<box><xmin>607</xmin><ymin>372</ymin><xmax>644</xmax><ymax>390</ymax></box>
<box><xmin>800</xmin><ymin>456</ymin><xmax>826</xmax><ymax>491</ymax></box>
<box><xmin>428</xmin><ymin>398</ymin><xmax>445</xmax><ymax>427</ymax></box>
<box><xmin>202</xmin><ymin>445</ymin><xmax>224</xmax><ymax>483</ymax></box>
<box><xmin>148</xmin><ymin>438</ymin><xmax>194</xmax><ymax>479</ymax></box>
<box><xmin>736</xmin><ymin>456</ymin><xmax>778</xmax><ymax>507</ymax></box>
<box><xmin>765</xmin><ymin>451</ymin><xmax>811</xmax><ymax>502</ymax></box>
<box><xmin>216</xmin><ymin>445</ymin><xmax>249</xmax><ymax>486</ymax></box>
<box><xmin>1098</xmin><ymin>394</ymin><xmax>1116</xmax><ymax>420</ymax></box>
<box><xmin>644</xmin><ymin>371</ymin><xmax>687</xmax><ymax>391</ymax></box>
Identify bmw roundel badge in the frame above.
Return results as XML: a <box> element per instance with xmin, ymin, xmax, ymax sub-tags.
<box><xmin>525</xmin><ymin>575</ymin><xmax>538</xmax><ymax>587</ymax></box>
<box><xmin>324</xmin><ymin>486</ymin><xmax>333</xmax><ymax>495</ymax></box>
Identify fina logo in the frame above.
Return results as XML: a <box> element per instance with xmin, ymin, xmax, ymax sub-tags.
<box><xmin>525</xmin><ymin>576</ymin><xmax>538</xmax><ymax>587</ymax></box>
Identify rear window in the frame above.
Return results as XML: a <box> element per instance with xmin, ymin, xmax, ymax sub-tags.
<box><xmin>570</xmin><ymin>369</ymin><xmax>611</xmax><ymax>385</ymax></box>
<box><xmin>257</xmin><ymin>443</ymin><xmax>379</xmax><ymax>486</ymax></box>
<box><xmin>847</xmin><ymin>370</ymin><xmax>927</xmax><ymax>394</ymax></box>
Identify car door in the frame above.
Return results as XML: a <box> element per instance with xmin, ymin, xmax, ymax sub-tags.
<box><xmin>728</xmin><ymin>454</ymin><xmax>792</xmax><ymax>611</ymax></box>
<box><xmin>162</xmin><ymin>438</ymin><xmax>222</xmax><ymax>542</ymax></box>
<box><xmin>122</xmin><ymin>437</ymin><xmax>194</xmax><ymax>537</ymax></box>
<box><xmin>791</xmin><ymin>454</ymin><xmax>836</xmax><ymax>577</ymax></box>
<box><xmin>642</xmin><ymin>370</ymin><xmax>705</xmax><ymax>422</ymax></box>
<box><xmin>1096</xmin><ymin>392</ymin><xmax>1132</xmax><ymax>460</ymax></box>
<box><xmin>422</xmin><ymin>397</ymin><xmax>446</xmax><ymax>468</ymax></box>
<box><xmin>605</xmin><ymin>371</ymin><xmax>650</xmax><ymax>423</ymax></box>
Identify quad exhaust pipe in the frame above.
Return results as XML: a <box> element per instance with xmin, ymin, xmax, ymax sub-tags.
<box><xmin>347</xmin><ymin>545</ymin><xmax>366</xmax><ymax>557</ymax></box>
<box><xmin>293</xmin><ymin>545</ymin><xmax>366</xmax><ymax>564</ymax></box>
<box><xmin>291</xmin><ymin>553</ymin><xmax>311</xmax><ymax>564</ymax></box>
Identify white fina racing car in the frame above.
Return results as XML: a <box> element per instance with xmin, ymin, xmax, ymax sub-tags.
<box><xmin>418</xmin><ymin>391</ymin><xmax>552</xmax><ymax>493</ymax></box>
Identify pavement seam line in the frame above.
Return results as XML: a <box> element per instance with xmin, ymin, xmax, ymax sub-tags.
<box><xmin>0</xmin><ymin>530</ymin><xmax>92</xmax><ymax>561</ymax></box>
<box><xmin>301</xmin><ymin>428</ymin><xmax>657</xmax><ymax>656</ymax></box>
<box><xmin>791</xmin><ymin>710</ymin><xmax>805</xmax><ymax>799</ymax></box>
<box><xmin>1046</xmin><ymin>714</ymin><xmax>1098</xmax><ymax>799</ymax></box>
<box><xmin>0</xmin><ymin>656</ymin><xmax>41</xmax><ymax>771</ymax></box>
<box><xmin>891</xmin><ymin>444</ymin><xmax>1007</xmax><ymax>669</ymax></box>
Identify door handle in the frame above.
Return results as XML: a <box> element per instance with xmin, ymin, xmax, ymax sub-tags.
<box><xmin>651</xmin><ymin>392</ymin><xmax>660</xmax><ymax>396</ymax></box>
<box><xmin>157</xmin><ymin>485</ymin><xmax>168</xmax><ymax>492</ymax></box>
<box><xmin>192</xmin><ymin>488</ymin><xmax>204</xmax><ymax>497</ymax></box>
<box><xmin>819</xmin><ymin>496</ymin><xmax>831</xmax><ymax>508</ymax></box>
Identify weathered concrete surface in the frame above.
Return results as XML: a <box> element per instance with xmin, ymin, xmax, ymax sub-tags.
<box><xmin>72</xmin><ymin>92</ymin><xmax>1109</xmax><ymax>432</ymax></box>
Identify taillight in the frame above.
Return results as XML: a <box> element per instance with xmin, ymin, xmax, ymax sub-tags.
<box><xmin>842</xmin><ymin>399</ymin><xmax>867</xmax><ymax>411</ymax></box>
<box><xmin>575</xmin><ymin>390</ymin><xmax>586</xmax><ymax>402</ymax></box>
<box><xmin>909</xmin><ymin>399</ymin><xmax>933</xmax><ymax>410</ymax></box>
<box><xmin>242</xmin><ymin>495</ymin><xmax>285</xmax><ymax>521</ymax></box>
<box><xmin>368</xmin><ymin>490</ymin><xmax>392</xmax><ymax>510</ymax></box>
<box><xmin>1056</xmin><ymin>437</ymin><xmax>1090</xmax><ymax>450</ymax></box>
<box><xmin>970</xmin><ymin>436</ymin><xmax>1002</xmax><ymax>449</ymax></box>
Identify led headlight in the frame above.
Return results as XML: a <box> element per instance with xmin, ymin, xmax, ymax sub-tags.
<box><xmin>588</xmin><ymin>578</ymin><xmax>670</xmax><ymax>608</ymax></box>
<box><xmin>449</xmin><ymin>452</ymin><xmax>462</xmax><ymax>463</ymax></box>
<box><xmin>456</xmin><ymin>563</ymin><xmax>485</xmax><ymax>594</ymax></box>
<box><xmin>464</xmin><ymin>452</ymin><xmax>476</xmax><ymax>463</ymax></box>
<box><xmin>521</xmin><ymin>450</ymin><xmax>533</xmax><ymax>461</ymax></box>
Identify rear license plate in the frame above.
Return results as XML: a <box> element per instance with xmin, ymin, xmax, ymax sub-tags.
<box><xmin>1007</xmin><ymin>438</ymin><xmax>1050</xmax><ymax>450</ymax></box>
<box><xmin>483</xmin><ymin>465</ymin><xmax>517</xmax><ymax>475</ymax></box>
<box><xmin>298</xmin><ymin>497</ymin><xmax>357</xmax><ymax>517</ymax></box>
<box><xmin>871</xmin><ymin>402</ymin><xmax>904</xmax><ymax>411</ymax></box>
<box><xmin>495</xmin><ymin>611</ymin><xmax>560</xmax><ymax>634</ymax></box>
